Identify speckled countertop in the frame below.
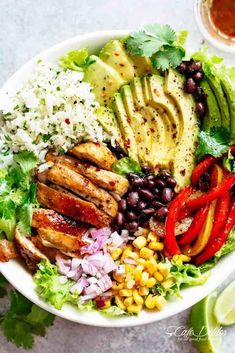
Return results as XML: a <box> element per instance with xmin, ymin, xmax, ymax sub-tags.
<box><xmin>0</xmin><ymin>0</ymin><xmax>235</xmax><ymax>352</ymax></box>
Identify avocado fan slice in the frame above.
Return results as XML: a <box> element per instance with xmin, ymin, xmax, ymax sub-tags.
<box><xmin>200</xmin><ymin>78</ymin><xmax>221</xmax><ymax>130</ymax></box>
<box><xmin>221</xmin><ymin>79</ymin><xmax>235</xmax><ymax>142</ymax></box>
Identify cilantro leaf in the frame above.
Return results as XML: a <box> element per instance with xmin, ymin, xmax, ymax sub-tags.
<box><xmin>0</xmin><ymin>290</ymin><xmax>54</xmax><ymax>349</ymax></box>
<box><xmin>13</xmin><ymin>151</ymin><xmax>38</xmax><ymax>175</ymax></box>
<box><xmin>0</xmin><ymin>273</ymin><xmax>7</xmax><ymax>298</ymax></box>
<box><xmin>223</xmin><ymin>150</ymin><xmax>235</xmax><ymax>173</ymax></box>
<box><xmin>196</xmin><ymin>127</ymin><xmax>230</xmax><ymax>159</ymax></box>
<box><xmin>152</xmin><ymin>46</ymin><xmax>185</xmax><ymax>70</ymax></box>
<box><xmin>60</xmin><ymin>49</ymin><xmax>95</xmax><ymax>71</ymax></box>
<box><xmin>112</xmin><ymin>157</ymin><xmax>142</xmax><ymax>177</ymax></box>
<box><xmin>125</xmin><ymin>24</ymin><xmax>176</xmax><ymax>57</ymax></box>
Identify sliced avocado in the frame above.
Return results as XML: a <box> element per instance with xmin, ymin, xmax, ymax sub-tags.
<box><xmin>121</xmin><ymin>85</ymin><xmax>152</xmax><ymax>165</ymax></box>
<box><xmin>200</xmin><ymin>79</ymin><xmax>221</xmax><ymax>130</ymax></box>
<box><xmin>129</xmin><ymin>55</ymin><xmax>153</xmax><ymax>76</ymax></box>
<box><xmin>147</xmin><ymin>74</ymin><xmax>182</xmax><ymax>143</ymax></box>
<box><xmin>99</xmin><ymin>40</ymin><xmax>135</xmax><ymax>83</ymax></box>
<box><xmin>130</xmin><ymin>77</ymin><xmax>145</xmax><ymax>109</ymax></box>
<box><xmin>221</xmin><ymin>79</ymin><xmax>235</xmax><ymax>141</ymax></box>
<box><xmin>142</xmin><ymin>76</ymin><xmax>151</xmax><ymax>104</ymax></box>
<box><xmin>164</xmin><ymin>69</ymin><xmax>199</xmax><ymax>188</ymax></box>
<box><xmin>95</xmin><ymin>106</ymin><xmax>125</xmax><ymax>150</ymax></box>
<box><xmin>113</xmin><ymin>93</ymin><xmax>138</xmax><ymax>161</ymax></box>
<box><xmin>207</xmin><ymin>75</ymin><xmax>230</xmax><ymax>131</ymax></box>
<box><xmin>84</xmin><ymin>55</ymin><xmax>125</xmax><ymax>107</ymax></box>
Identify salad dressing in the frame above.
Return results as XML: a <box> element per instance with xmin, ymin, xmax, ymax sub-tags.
<box><xmin>210</xmin><ymin>0</ymin><xmax>235</xmax><ymax>38</ymax></box>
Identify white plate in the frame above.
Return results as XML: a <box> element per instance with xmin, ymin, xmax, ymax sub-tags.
<box><xmin>0</xmin><ymin>30</ymin><xmax>235</xmax><ymax>327</ymax></box>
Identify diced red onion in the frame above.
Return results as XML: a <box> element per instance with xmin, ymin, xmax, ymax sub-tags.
<box><xmin>123</xmin><ymin>258</ymin><xmax>137</xmax><ymax>265</ymax></box>
<box><xmin>82</xmin><ymin>260</ymin><xmax>98</xmax><ymax>276</ymax></box>
<box><xmin>103</xmin><ymin>254</ymin><xmax>116</xmax><ymax>273</ymax></box>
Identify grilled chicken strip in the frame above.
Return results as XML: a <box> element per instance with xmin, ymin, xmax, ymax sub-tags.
<box><xmin>0</xmin><ymin>240</ymin><xmax>18</xmax><ymax>262</ymax></box>
<box><xmin>45</xmin><ymin>164</ymin><xmax>118</xmax><ymax>217</ymax></box>
<box><xmin>38</xmin><ymin>228</ymin><xmax>82</xmax><ymax>252</ymax></box>
<box><xmin>36</xmin><ymin>182</ymin><xmax>112</xmax><ymax>228</ymax></box>
<box><xmin>46</xmin><ymin>153</ymin><xmax>129</xmax><ymax>196</ymax></box>
<box><xmin>70</xmin><ymin>142</ymin><xmax>117</xmax><ymax>170</ymax></box>
<box><xmin>15</xmin><ymin>228</ymin><xmax>48</xmax><ymax>271</ymax></box>
<box><xmin>32</xmin><ymin>208</ymin><xmax>88</xmax><ymax>237</ymax></box>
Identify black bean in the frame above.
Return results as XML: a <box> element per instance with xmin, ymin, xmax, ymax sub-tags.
<box><xmin>139</xmin><ymin>189</ymin><xmax>154</xmax><ymax>200</ymax></box>
<box><xmin>152</xmin><ymin>200</ymin><xmax>164</xmax><ymax>209</ymax></box>
<box><xmin>125</xmin><ymin>222</ymin><xmax>138</xmax><ymax>233</ymax></box>
<box><xmin>155</xmin><ymin>179</ymin><xmax>166</xmax><ymax>189</ymax></box>
<box><xmin>142</xmin><ymin>208</ymin><xmax>155</xmax><ymax>216</ymax></box>
<box><xmin>132</xmin><ymin>177</ymin><xmax>144</xmax><ymax>188</ymax></box>
<box><xmin>189</xmin><ymin>61</ymin><xmax>202</xmax><ymax>72</ymax></box>
<box><xmin>155</xmin><ymin>206</ymin><xmax>168</xmax><ymax>220</ymax></box>
<box><xmin>193</xmin><ymin>86</ymin><xmax>203</xmax><ymax>102</ymax></box>
<box><xmin>198</xmin><ymin>179</ymin><xmax>210</xmax><ymax>191</ymax></box>
<box><xmin>178</xmin><ymin>62</ymin><xmax>188</xmax><ymax>74</ymax></box>
<box><xmin>193</xmin><ymin>71</ymin><xmax>204</xmax><ymax>82</ymax></box>
<box><xmin>118</xmin><ymin>199</ymin><xmax>127</xmax><ymax>212</ymax></box>
<box><xmin>127</xmin><ymin>173</ymin><xmax>140</xmax><ymax>183</ymax></box>
<box><xmin>116</xmin><ymin>212</ymin><xmax>125</xmax><ymax>226</ymax></box>
<box><xmin>141</xmin><ymin>219</ymin><xmax>150</xmax><ymax>228</ymax></box>
<box><xmin>166</xmin><ymin>177</ymin><xmax>176</xmax><ymax>188</ymax></box>
<box><xmin>153</xmin><ymin>188</ymin><xmax>160</xmax><ymax>198</ymax></box>
<box><xmin>185</xmin><ymin>78</ymin><xmax>197</xmax><ymax>94</ymax></box>
<box><xmin>147</xmin><ymin>180</ymin><xmax>156</xmax><ymax>190</ymax></box>
<box><xmin>161</xmin><ymin>188</ymin><xmax>174</xmax><ymax>204</ymax></box>
<box><xmin>146</xmin><ymin>174</ymin><xmax>155</xmax><ymax>182</ymax></box>
<box><xmin>142</xmin><ymin>166</ymin><xmax>152</xmax><ymax>174</ymax></box>
<box><xmin>157</xmin><ymin>171</ymin><xmax>171</xmax><ymax>181</ymax></box>
<box><xmin>127</xmin><ymin>191</ymin><xmax>140</xmax><ymax>207</ymax></box>
<box><xmin>197</xmin><ymin>102</ymin><xmax>206</xmax><ymax>118</ymax></box>
<box><xmin>137</xmin><ymin>200</ymin><xmax>147</xmax><ymax>210</ymax></box>
<box><xmin>127</xmin><ymin>211</ymin><xmax>138</xmax><ymax>221</ymax></box>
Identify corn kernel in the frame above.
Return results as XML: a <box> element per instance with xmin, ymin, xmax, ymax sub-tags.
<box><xmin>157</xmin><ymin>263</ymin><xmax>169</xmax><ymax>277</ymax></box>
<box><xmin>153</xmin><ymin>271</ymin><xmax>164</xmax><ymax>282</ymax></box>
<box><xmin>115</xmin><ymin>295</ymin><xmax>126</xmax><ymax>310</ymax></box>
<box><xmin>126</xmin><ymin>244</ymin><xmax>133</xmax><ymax>251</ymax></box>
<box><xmin>146</xmin><ymin>277</ymin><xmax>157</xmax><ymax>288</ymax></box>
<box><xmin>137</xmin><ymin>258</ymin><xmax>146</xmax><ymax>266</ymax></box>
<box><xmin>140</xmin><ymin>247</ymin><xmax>154</xmax><ymax>260</ymax></box>
<box><xmin>145</xmin><ymin>259</ymin><xmax>158</xmax><ymax>275</ymax></box>
<box><xmin>126</xmin><ymin>279</ymin><xmax>135</xmax><ymax>289</ymax></box>
<box><xmin>125</xmin><ymin>264</ymin><xmax>135</xmax><ymax>273</ymax></box>
<box><xmin>122</xmin><ymin>249</ymin><xmax>132</xmax><ymax>260</ymax></box>
<box><xmin>141</xmin><ymin>228</ymin><xmax>149</xmax><ymax>235</ymax></box>
<box><xmin>124</xmin><ymin>297</ymin><xmax>134</xmax><ymax>307</ymax></box>
<box><xmin>127</xmin><ymin>304</ymin><xmax>142</xmax><ymax>314</ymax></box>
<box><xmin>134</xmin><ymin>265</ymin><xmax>144</xmax><ymax>282</ymax></box>
<box><xmin>149</xmin><ymin>241</ymin><xmax>164</xmax><ymax>251</ymax></box>
<box><xmin>140</xmin><ymin>272</ymin><xmax>149</xmax><ymax>286</ymax></box>
<box><xmin>138</xmin><ymin>286</ymin><xmax>149</xmax><ymax>296</ymax></box>
<box><xmin>155</xmin><ymin>296</ymin><xmax>167</xmax><ymax>311</ymax></box>
<box><xmin>133</xmin><ymin>289</ymin><xmax>144</xmax><ymax>306</ymax></box>
<box><xmin>125</xmin><ymin>272</ymin><xmax>134</xmax><ymax>282</ymax></box>
<box><xmin>128</xmin><ymin>251</ymin><xmax>139</xmax><ymax>260</ymax></box>
<box><xmin>162</xmin><ymin>278</ymin><xmax>175</xmax><ymax>290</ymax></box>
<box><xmin>145</xmin><ymin>294</ymin><xmax>156</xmax><ymax>309</ymax></box>
<box><xmin>147</xmin><ymin>231</ymin><xmax>158</xmax><ymax>242</ymax></box>
<box><xmin>113</xmin><ymin>272</ymin><xmax>125</xmax><ymax>283</ymax></box>
<box><xmin>179</xmin><ymin>254</ymin><xmax>191</xmax><ymax>262</ymax></box>
<box><xmin>111</xmin><ymin>248</ymin><xmax>122</xmax><ymax>260</ymax></box>
<box><xmin>119</xmin><ymin>289</ymin><xmax>133</xmax><ymax>297</ymax></box>
<box><xmin>133</xmin><ymin>236</ymin><xmax>147</xmax><ymax>249</ymax></box>
<box><xmin>112</xmin><ymin>282</ymin><xmax>125</xmax><ymax>290</ymax></box>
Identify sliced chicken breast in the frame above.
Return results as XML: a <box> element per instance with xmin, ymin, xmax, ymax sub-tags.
<box><xmin>37</xmin><ymin>228</ymin><xmax>82</xmax><ymax>252</ymax></box>
<box><xmin>0</xmin><ymin>240</ymin><xmax>18</xmax><ymax>262</ymax></box>
<box><xmin>46</xmin><ymin>164</ymin><xmax>118</xmax><ymax>217</ymax></box>
<box><xmin>46</xmin><ymin>153</ymin><xmax>129</xmax><ymax>196</ymax></box>
<box><xmin>36</xmin><ymin>182</ymin><xmax>112</xmax><ymax>228</ymax></box>
<box><xmin>32</xmin><ymin>208</ymin><xmax>88</xmax><ymax>237</ymax></box>
<box><xmin>15</xmin><ymin>228</ymin><xmax>48</xmax><ymax>271</ymax></box>
<box><xmin>70</xmin><ymin>142</ymin><xmax>117</xmax><ymax>170</ymax></box>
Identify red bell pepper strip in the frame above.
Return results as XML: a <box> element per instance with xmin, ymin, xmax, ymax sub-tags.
<box><xmin>194</xmin><ymin>196</ymin><xmax>235</xmax><ymax>265</ymax></box>
<box><xmin>191</xmin><ymin>156</ymin><xmax>216</xmax><ymax>185</ymax></box>
<box><xmin>206</xmin><ymin>192</ymin><xmax>230</xmax><ymax>249</ymax></box>
<box><xmin>178</xmin><ymin>205</ymin><xmax>210</xmax><ymax>245</ymax></box>
<box><xmin>185</xmin><ymin>175</ymin><xmax>235</xmax><ymax>210</ymax></box>
<box><xmin>164</xmin><ymin>186</ymin><xmax>193</xmax><ymax>256</ymax></box>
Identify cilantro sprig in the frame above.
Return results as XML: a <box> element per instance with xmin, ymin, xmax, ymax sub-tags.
<box><xmin>125</xmin><ymin>24</ymin><xmax>187</xmax><ymax>70</ymax></box>
<box><xmin>196</xmin><ymin>127</ymin><xmax>230</xmax><ymax>160</ymax></box>
<box><xmin>0</xmin><ymin>274</ymin><xmax>54</xmax><ymax>349</ymax></box>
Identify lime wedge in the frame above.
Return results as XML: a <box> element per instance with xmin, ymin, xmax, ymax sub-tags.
<box><xmin>214</xmin><ymin>280</ymin><xmax>235</xmax><ymax>326</ymax></box>
<box><xmin>190</xmin><ymin>292</ymin><xmax>222</xmax><ymax>353</ymax></box>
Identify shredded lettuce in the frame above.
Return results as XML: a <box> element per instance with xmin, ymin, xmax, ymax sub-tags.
<box><xmin>59</xmin><ymin>49</ymin><xmax>95</xmax><ymax>72</ymax></box>
<box><xmin>100</xmin><ymin>306</ymin><xmax>127</xmax><ymax>317</ymax></box>
<box><xmin>112</xmin><ymin>157</ymin><xmax>142</xmax><ymax>177</ymax></box>
<box><xmin>34</xmin><ymin>261</ymin><xmax>78</xmax><ymax>310</ymax></box>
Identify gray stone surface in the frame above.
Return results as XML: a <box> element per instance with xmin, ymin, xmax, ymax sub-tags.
<box><xmin>0</xmin><ymin>0</ymin><xmax>235</xmax><ymax>352</ymax></box>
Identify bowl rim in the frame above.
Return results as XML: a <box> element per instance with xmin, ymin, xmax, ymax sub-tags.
<box><xmin>0</xmin><ymin>29</ymin><xmax>235</xmax><ymax>327</ymax></box>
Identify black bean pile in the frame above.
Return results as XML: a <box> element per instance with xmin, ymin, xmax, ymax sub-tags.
<box><xmin>177</xmin><ymin>59</ymin><xmax>207</xmax><ymax>119</ymax></box>
<box><xmin>114</xmin><ymin>169</ymin><xmax>177</xmax><ymax>233</ymax></box>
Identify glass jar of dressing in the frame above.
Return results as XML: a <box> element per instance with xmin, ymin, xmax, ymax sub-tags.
<box><xmin>194</xmin><ymin>0</ymin><xmax>235</xmax><ymax>53</ymax></box>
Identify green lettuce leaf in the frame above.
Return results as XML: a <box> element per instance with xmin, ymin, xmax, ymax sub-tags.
<box><xmin>60</xmin><ymin>49</ymin><xmax>95</xmax><ymax>71</ymax></box>
<box><xmin>34</xmin><ymin>260</ymin><xmax>78</xmax><ymax>310</ymax></box>
<box><xmin>223</xmin><ymin>150</ymin><xmax>235</xmax><ymax>173</ymax></box>
<box><xmin>112</xmin><ymin>157</ymin><xmax>142</xmax><ymax>177</ymax></box>
<box><xmin>100</xmin><ymin>306</ymin><xmax>126</xmax><ymax>317</ymax></box>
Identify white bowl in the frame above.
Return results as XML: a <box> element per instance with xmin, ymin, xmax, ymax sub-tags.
<box><xmin>0</xmin><ymin>30</ymin><xmax>235</xmax><ymax>327</ymax></box>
